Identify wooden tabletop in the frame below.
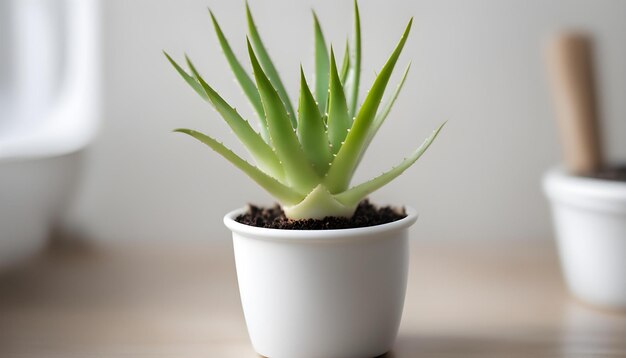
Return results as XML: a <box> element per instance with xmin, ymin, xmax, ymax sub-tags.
<box><xmin>0</xmin><ymin>239</ymin><xmax>625</xmax><ymax>357</ymax></box>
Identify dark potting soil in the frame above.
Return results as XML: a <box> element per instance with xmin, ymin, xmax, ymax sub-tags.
<box><xmin>586</xmin><ymin>165</ymin><xmax>626</xmax><ymax>182</ymax></box>
<box><xmin>235</xmin><ymin>199</ymin><xmax>407</xmax><ymax>230</ymax></box>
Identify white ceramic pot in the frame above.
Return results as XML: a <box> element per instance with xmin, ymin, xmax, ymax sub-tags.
<box><xmin>543</xmin><ymin>168</ymin><xmax>626</xmax><ymax>309</ymax></box>
<box><xmin>0</xmin><ymin>152</ymin><xmax>83</xmax><ymax>269</ymax></box>
<box><xmin>224</xmin><ymin>207</ymin><xmax>417</xmax><ymax>358</ymax></box>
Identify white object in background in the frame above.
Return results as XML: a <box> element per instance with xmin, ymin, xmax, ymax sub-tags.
<box><xmin>0</xmin><ymin>0</ymin><xmax>100</xmax><ymax>269</ymax></box>
<box><xmin>544</xmin><ymin>168</ymin><xmax>626</xmax><ymax>309</ymax></box>
<box><xmin>224</xmin><ymin>207</ymin><xmax>417</xmax><ymax>358</ymax></box>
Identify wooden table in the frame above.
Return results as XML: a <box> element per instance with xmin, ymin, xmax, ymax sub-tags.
<box><xmin>1</xmin><ymin>239</ymin><xmax>625</xmax><ymax>357</ymax></box>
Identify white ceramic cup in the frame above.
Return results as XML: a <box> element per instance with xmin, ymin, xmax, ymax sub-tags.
<box><xmin>543</xmin><ymin>168</ymin><xmax>626</xmax><ymax>309</ymax></box>
<box><xmin>224</xmin><ymin>207</ymin><xmax>417</xmax><ymax>358</ymax></box>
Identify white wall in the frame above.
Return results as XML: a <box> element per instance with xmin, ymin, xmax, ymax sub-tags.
<box><xmin>67</xmin><ymin>0</ymin><xmax>626</xmax><ymax>242</ymax></box>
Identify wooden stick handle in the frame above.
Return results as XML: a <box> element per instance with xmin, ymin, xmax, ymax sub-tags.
<box><xmin>547</xmin><ymin>33</ymin><xmax>603</xmax><ymax>175</ymax></box>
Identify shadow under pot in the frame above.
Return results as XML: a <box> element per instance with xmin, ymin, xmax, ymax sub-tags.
<box><xmin>543</xmin><ymin>167</ymin><xmax>626</xmax><ymax>310</ymax></box>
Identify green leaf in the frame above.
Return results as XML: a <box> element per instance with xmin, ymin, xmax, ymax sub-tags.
<box><xmin>325</xmin><ymin>18</ymin><xmax>413</xmax><ymax>193</ymax></box>
<box><xmin>340</xmin><ymin>39</ymin><xmax>350</xmax><ymax>85</ymax></box>
<box><xmin>327</xmin><ymin>47</ymin><xmax>350</xmax><ymax>155</ymax></box>
<box><xmin>313</xmin><ymin>11</ymin><xmax>330</xmax><ymax>115</ymax></box>
<box><xmin>248</xmin><ymin>40</ymin><xmax>320</xmax><ymax>193</ymax></box>
<box><xmin>334</xmin><ymin>122</ymin><xmax>445</xmax><ymax>207</ymax></box>
<box><xmin>184</xmin><ymin>55</ymin><xmax>285</xmax><ymax>182</ymax></box>
<box><xmin>164</xmin><ymin>51</ymin><xmax>208</xmax><ymax>101</ymax></box>
<box><xmin>372</xmin><ymin>62</ymin><xmax>411</xmax><ymax>134</ymax></box>
<box><xmin>246</xmin><ymin>3</ymin><xmax>296</xmax><ymax>127</ymax></box>
<box><xmin>357</xmin><ymin>62</ymin><xmax>411</xmax><ymax>164</ymax></box>
<box><xmin>208</xmin><ymin>10</ymin><xmax>269</xmax><ymax>142</ymax></box>
<box><xmin>297</xmin><ymin>67</ymin><xmax>332</xmax><ymax>176</ymax></box>
<box><xmin>343</xmin><ymin>0</ymin><xmax>361</xmax><ymax>118</ymax></box>
<box><xmin>174</xmin><ymin>129</ymin><xmax>304</xmax><ymax>205</ymax></box>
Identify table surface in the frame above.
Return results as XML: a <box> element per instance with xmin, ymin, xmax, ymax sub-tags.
<box><xmin>0</xmin><ymin>239</ymin><xmax>625</xmax><ymax>358</ymax></box>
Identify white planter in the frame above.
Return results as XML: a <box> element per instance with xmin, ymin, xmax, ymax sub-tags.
<box><xmin>543</xmin><ymin>168</ymin><xmax>626</xmax><ymax>309</ymax></box>
<box><xmin>224</xmin><ymin>207</ymin><xmax>417</xmax><ymax>358</ymax></box>
<box><xmin>0</xmin><ymin>0</ymin><xmax>99</xmax><ymax>269</ymax></box>
<box><xmin>0</xmin><ymin>152</ymin><xmax>83</xmax><ymax>269</ymax></box>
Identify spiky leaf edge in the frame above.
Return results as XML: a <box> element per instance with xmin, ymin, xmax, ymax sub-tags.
<box><xmin>335</xmin><ymin>122</ymin><xmax>445</xmax><ymax>206</ymax></box>
<box><xmin>356</xmin><ymin>62</ymin><xmax>411</xmax><ymax>165</ymax></box>
<box><xmin>209</xmin><ymin>10</ymin><xmax>269</xmax><ymax>142</ymax></box>
<box><xmin>165</xmin><ymin>52</ymin><xmax>285</xmax><ymax>181</ymax></box>
<box><xmin>248</xmin><ymin>40</ymin><xmax>320</xmax><ymax>193</ymax></box>
<box><xmin>326</xmin><ymin>47</ymin><xmax>351</xmax><ymax>155</ymax></box>
<box><xmin>175</xmin><ymin>129</ymin><xmax>304</xmax><ymax>205</ymax></box>
<box><xmin>297</xmin><ymin>67</ymin><xmax>332</xmax><ymax>176</ymax></box>
<box><xmin>325</xmin><ymin>18</ymin><xmax>413</xmax><ymax>193</ymax></box>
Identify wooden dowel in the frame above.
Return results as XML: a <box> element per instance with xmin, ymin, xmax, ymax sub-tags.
<box><xmin>546</xmin><ymin>33</ymin><xmax>603</xmax><ymax>175</ymax></box>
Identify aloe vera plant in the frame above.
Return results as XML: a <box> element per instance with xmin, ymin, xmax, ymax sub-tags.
<box><xmin>166</xmin><ymin>2</ymin><xmax>444</xmax><ymax>220</ymax></box>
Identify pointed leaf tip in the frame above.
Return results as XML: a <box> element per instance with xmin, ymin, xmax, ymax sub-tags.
<box><xmin>249</xmin><ymin>36</ymin><xmax>319</xmax><ymax>192</ymax></box>
<box><xmin>313</xmin><ymin>12</ymin><xmax>330</xmax><ymax>114</ymax></box>
<box><xmin>164</xmin><ymin>52</ymin><xmax>208</xmax><ymax>101</ymax></box>
<box><xmin>326</xmin><ymin>45</ymin><xmax>350</xmax><ymax>156</ymax></box>
<box><xmin>210</xmin><ymin>11</ymin><xmax>268</xmax><ymax>141</ymax></box>
<box><xmin>246</xmin><ymin>3</ymin><xmax>296</xmax><ymax>123</ymax></box>
<box><xmin>325</xmin><ymin>17</ymin><xmax>414</xmax><ymax>193</ymax></box>
<box><xmin>334</xmin><ymin>121</ymin><xmax>445</xmax><ymax>206</ymax></box>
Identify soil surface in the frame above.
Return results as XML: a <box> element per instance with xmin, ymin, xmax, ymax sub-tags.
<box><xmin>586</xmin><ymin>165</ymin><xmax>626</xmax><ymax>182</ymax></box>
<box><xmin>235</xmin><ymin>199</ymin><xmax>407</xmax><ymax>230</ymax></box>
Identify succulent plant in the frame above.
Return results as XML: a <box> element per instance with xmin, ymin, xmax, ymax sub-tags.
<box><xmin>165</xmin><ymin>1</ymin><xmax>444</xmax><ymax>220</ymax></box>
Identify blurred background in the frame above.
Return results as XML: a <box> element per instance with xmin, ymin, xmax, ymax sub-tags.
<box><xmin>2</xmin><ymin>1</ymin><xmax>626</xmax><ymax>356</ymax></box>
<box><xmin>2</xmin><ymin>0</ymin><xmax>626</xmax><ymax>246</ymax></box>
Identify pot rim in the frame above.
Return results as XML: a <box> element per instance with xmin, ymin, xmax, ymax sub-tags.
<box><xmin>543</xmin><ymin>167</ymin><xmax>626</xmax><ymax>201</ymax></box>
<box><xmin>224</xmin><ymin>205</ymin><xmax>418</xmax><ymax>241</ymax></box>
